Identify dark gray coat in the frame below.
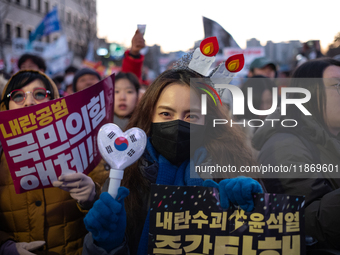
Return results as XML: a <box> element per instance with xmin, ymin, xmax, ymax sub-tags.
<box><xmin>253</xmin><ymin>110</ymin><xmax>340</xmax><ymax>249</ymax></box>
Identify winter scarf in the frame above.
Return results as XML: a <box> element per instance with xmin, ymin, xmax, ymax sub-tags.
<box><xmin>137</xmin><ymin>138</ymin><xmax>206</xmax><ymax>254</ymax></box>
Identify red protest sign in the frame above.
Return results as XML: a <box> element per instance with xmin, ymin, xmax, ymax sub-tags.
<box><xmin>0</xmin><ymin>74</ymin><xmax>114</xmax><ymax>194</ymax></box>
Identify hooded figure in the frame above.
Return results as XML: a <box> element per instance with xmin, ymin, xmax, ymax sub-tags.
<box><xmin>252</xmin><ymin>58</ymin><xmax>340</xmax><ymax>251</ymax></box>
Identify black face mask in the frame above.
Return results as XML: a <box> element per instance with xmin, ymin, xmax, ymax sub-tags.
<box><xmin>150</xmin><ymin>120</ymin><xmax>206</xmax><ymax>166</ymax></box>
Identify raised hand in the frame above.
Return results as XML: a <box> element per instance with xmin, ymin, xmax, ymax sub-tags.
<box><xmin>130</xmin><ymin>29</ymin><xmax>145</xmax><ymax>56</ymax></box>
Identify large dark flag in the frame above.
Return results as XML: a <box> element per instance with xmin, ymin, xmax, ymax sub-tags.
<box><xmin>203</xmin><ymin>16</ymin><xmax>240</xmax><ymax>53</ymax></box>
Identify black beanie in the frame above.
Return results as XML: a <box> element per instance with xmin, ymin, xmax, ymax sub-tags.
<box><xmin>72</xmin><ymin>68</ymin><xmax>101</xmax><ymax>92</ymax></box>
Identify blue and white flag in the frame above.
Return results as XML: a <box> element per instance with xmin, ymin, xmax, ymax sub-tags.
<box><xmin>29</xmin><ymin>8</ymin><xmax>61</xmax><ymax>43</ymax></box>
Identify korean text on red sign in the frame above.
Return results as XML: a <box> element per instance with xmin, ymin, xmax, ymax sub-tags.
<box><xmin>0</xmin><ymin>74</ymin><xmax>115</xmax><ymax>193</ymax></box>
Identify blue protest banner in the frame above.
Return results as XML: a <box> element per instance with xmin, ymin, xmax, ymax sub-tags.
<box><xmin>29</xmin><ymin>8</ymin><xmax>61</xmax><ymax>43</ymax></box>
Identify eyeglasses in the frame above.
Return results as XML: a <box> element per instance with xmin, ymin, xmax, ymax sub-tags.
<box><xmin>7</xmin><ymin>88</ymin><xmax>51</xmax><ymax>104</ymax></box>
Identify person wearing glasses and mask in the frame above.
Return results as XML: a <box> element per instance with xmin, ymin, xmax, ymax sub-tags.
<box><xmin>252</xmin><ymin>58</ymin><xmax>340</xmax><ymax>252</ymax></box>
<box><xmin>0</xmin><ymin>70</ymin><xmax>104</xmax><ymax>255</ymax></box>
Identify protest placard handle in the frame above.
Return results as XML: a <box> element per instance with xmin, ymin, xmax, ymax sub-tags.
<box><xmin>108</xmin><ymin>168</ymin><xmax>124</xmax><ymax>199</ymax></box>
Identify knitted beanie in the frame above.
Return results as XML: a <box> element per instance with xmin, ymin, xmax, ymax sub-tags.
<box><xmin>72</xmin><ymin>68</ymin><xmax>101</xmax><ymax>92</ymax></box>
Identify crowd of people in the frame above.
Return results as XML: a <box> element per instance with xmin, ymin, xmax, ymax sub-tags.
<box><xmin>0</xmin><ymin>30</ymin><xmax>339</xmax><ymax>255</ymax></box>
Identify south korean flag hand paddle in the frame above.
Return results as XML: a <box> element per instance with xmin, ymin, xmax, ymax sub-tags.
<box><xmin>97</xmin><ymin>124</ymin><xmax>147</xmax><ymax>198</ymax></box>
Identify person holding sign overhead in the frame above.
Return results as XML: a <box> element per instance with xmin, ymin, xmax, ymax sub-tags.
<box><xmin>113</xmin><ymin>28</ymin><xmax>145</xmax><ymax>130</ymax></box>
<box><xmin>82</xmin><ymin>40</ymin><xmax>263</xmax><ymax>255</ymax></box>
<box><xmin>0</xmin><ymin>70</ymin><xmax>105</xmax><ymax>255</ymax></box>
<box><xmin>121</xmin><ymin>28</ymin><xmax>146</xmax><ymax>84</ymax></box>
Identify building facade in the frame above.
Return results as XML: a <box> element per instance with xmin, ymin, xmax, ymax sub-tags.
<box><xmin>247</xmin><ymin>38</ymin><xmax>261</xmax><ymax>48</ymax></box>
<box><xmin>263</xmin><ymin>40</ymin><xmax>302</xmax><ymax>70</ymax></box>
<box><xmin>0</xmin><ymin>0</ymin><xmax>97</xmax><ymax>72</ymax></box>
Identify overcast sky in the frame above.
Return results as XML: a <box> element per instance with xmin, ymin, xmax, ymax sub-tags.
<box><xmin>97</xmin><ymin>0</ymin><xmax>339</xmax><ymax>53</ymax></box>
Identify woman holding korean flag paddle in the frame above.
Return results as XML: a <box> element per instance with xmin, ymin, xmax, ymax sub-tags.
<box><xmin>83</xmin><ymin>37</ymin><xmax>263</xmax><ymax>255</ymax></box>
<box><xmin>0</xmin><ymin>70</ymin><xmax>107</xmax><ymax>255</ymax></box>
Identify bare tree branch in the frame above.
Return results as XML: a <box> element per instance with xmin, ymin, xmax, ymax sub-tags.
<box><xmin>75</xmin><ymin>0</ymin><xmax>97</xmax><ymax>59</ymax></box>
<box><xmin>0</xmin><ymin>1</ymin><xmax>11</xmax><ymax>71</ymax></box>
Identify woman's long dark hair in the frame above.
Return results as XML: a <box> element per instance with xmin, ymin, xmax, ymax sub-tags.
<box><xmin>288</xmin><ymin>58</ymin><xmax>340</xmax><ymax>132</ymax></box>
<box><xmin>122</xmin><ymin>68</ymin><xmax>256</xmax><ymax>232</ymax></box>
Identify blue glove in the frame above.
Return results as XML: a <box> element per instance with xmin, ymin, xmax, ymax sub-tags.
<box><xmin>203</xmin><ymin>177</ymin><xmax>263</xmax><ymax>211</ymax></box>
<box><xmin>84</xmin><ymin>187</ymin><xmax>129</xmax><ymax>252</ymax></box>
